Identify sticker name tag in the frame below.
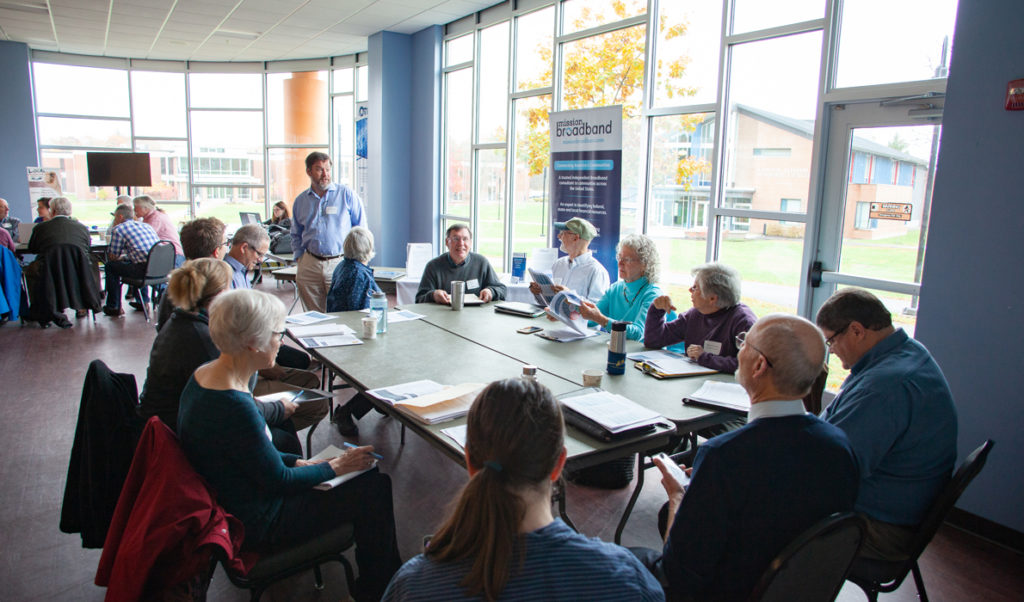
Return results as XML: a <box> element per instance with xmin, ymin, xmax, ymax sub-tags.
<box><xmin>703</xmin><ymin>340</ymin><xmax>723</xmax><ymax>356</ymax></box>
<box><xmin>325</xmin><ymin>206</ymin><xmax>339</xmax><ymax>215</ymax></box>
<box><xmin>466</xmin><ymin>278</ymin><xmax>480</xmax><ymax>291</ymax></box>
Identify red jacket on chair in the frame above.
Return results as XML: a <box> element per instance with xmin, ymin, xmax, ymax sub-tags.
<box><xmin>96</xmin><ymin>417</ymin><xmax>254</xmax><ymax>601</ymax></box>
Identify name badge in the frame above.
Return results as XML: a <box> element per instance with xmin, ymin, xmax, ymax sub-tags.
<box><xmin>466</xmin><ymin>278</ymin><xmax>480</xmax><ymax>290</ymax></box>
<box><xmin>324</xmin><ymin>205</ymin><xmax>339</xmax><ymax>215</ymax></box>
<box><xmin>703</xmin><ymin>340</ymin><xmax>723</xmax><ymax>356</ymax></box>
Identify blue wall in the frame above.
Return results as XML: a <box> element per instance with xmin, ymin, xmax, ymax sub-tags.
<box><xmin>0</xmin><ymin>41</ymin><xmax>39</xmax><ymax>222</ymax></box>
<box><xmin>367</xmin><ymin>31</ymin><xmax>414</xmax><ymax>267</ymax></box>
<box><xmin>916</xmin><ymin>0</ymin><xmax>1024</xmax><ymax>532</ymax></box>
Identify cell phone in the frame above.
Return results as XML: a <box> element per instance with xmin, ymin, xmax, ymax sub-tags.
<box><xmin>517</xmin><ymin>325</ymin><xmax>543</xmax><ymax>334</ymax></box>
<box><xmin>654</xmin><ymin>452</ymin><xmax>691</xmax><ymax>487</ymax></box>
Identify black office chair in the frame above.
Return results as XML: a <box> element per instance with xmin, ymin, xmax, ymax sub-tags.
<box><xmin>747</xmin><ymin>512</ymin><xmax>865</xmax><ymax>602</ymax></box>
<box><xmin>216</xmin><ymin>523</ymin><xmax>356</xmax><ymax>602</ymax></box>
<box><xmin>121</xmin><ymin>240</ymin><xmax>175</xmax><ymax>323</ymax></box>
<box><xmin>847</xmin><ymin>439</ymin><xmax>995</xmax><ymax>602</ymax></box>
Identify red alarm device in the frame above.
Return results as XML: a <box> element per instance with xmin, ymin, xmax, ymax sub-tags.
<box><xmin>1006</xmin><ymin>79</ymin><xmax>1024</xmax><ymax>111</ymax></box>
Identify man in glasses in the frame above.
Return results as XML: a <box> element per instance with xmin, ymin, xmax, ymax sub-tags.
<box><xmin>640</xmin><ymin>313</ymin><xmax>858</xmax><ymax>601</ymax></box>
<box><xmin>817</xmin><ymin>288</ymin><xmax>957</xmax><ymax>562</ymax></box>
<box><xmin>415</xmin><ymin>223</ymin><xmax>506</xmax><ymax>304</ymax></box>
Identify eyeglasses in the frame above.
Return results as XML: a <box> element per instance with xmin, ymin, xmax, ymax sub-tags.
<box><xmin>447</xmin><ymin>236</ymin><xmax>471</xmax><ymax>244</ymax></box>
<box><xmin>272</xmin><ymin>330</ymin><xmax>286</xmax><ymax>342</ymax></box>
<box><xmin>825</xmin><ymin>324</ymin><xmax>850</xmax><ymax>348</ymax></box>
<box><xmin>736</xmin><ymin>331</ymin><xmax>774</xmax><ymax>368</ymax></box>
<box><xmin>617</xmin><ymin>256</ymin><xmax>642</xmax><ymax>265</ymax></box>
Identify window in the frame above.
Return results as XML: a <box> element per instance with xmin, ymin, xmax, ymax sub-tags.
<box><xmin>854</xmin><ymin>201</ymin><xmax>877</xmax><ymax>230</ymax></box>
<box><xmin>32</xmin><ymin>58</ymin><xmax>358</xmax><ymax>223</ymax></box>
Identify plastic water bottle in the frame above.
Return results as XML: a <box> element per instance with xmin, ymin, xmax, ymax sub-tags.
<box><xmin>370</xmin><ymin>291</ymin><xmax>387</xmax><ymax>334</ymax></box>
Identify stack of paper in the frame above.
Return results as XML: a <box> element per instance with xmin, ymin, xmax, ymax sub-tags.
<box><xmin>627</xmin><ymin>350</ymin><xmax>718</xmax><ymax>378</ymax></box>
<box><xmin>287</xmin><ymin>323</ymin><xmax>356</xmax><ymax>337</ymax></box>
<box><xmin>684</xmin><ymin>381</ymin><xmax>751</xmax><ymax>413</ymax></box>
<box><xmin>285</xmin><ymin>311</ymin><xmax>333</xmax><ymax>325</ymax></box>
<box><xmin>367</xmin><ymin>380</ymin><xmax>485</xmax><ymax>424</ymax></box>
<box><xmin>560</xmin><ymin>390</ymin><xmax>663</xmax><ymax>434</ymax></box>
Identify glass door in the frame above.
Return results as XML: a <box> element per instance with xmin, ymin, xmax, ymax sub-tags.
<box><xmin>809</xmin><ymin>99</ymin><xmax>943</xmax><ymax>388</ymax></box>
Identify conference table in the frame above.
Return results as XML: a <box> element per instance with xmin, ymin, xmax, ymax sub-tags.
<box><xmin>302</xmin><ymin>301</ymin><xmax>738</xmax><ymax>543</ymax></box>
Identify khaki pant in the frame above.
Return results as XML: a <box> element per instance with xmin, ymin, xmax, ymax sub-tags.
<box><xmin>296</xmin><ymin>252</ymin><xmax>342</xmax><ymax>313</ymax></box>
<box><xmin>253</xmin><ymin>368</ymin><xmax>329</xmax><ymax>431</ymax></box>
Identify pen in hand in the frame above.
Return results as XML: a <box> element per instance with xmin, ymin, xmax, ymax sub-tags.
<box><xmin>343</xmin><ymin>441</ymin><xmax>384</xmax><ymax>460</ymax></box>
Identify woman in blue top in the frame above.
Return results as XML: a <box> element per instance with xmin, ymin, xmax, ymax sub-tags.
<box><xmin>578</xmin><ymin>233</ymin><xmax>662</xmax><ymax>342</ymax></box>
<box><xmin>382</xmin><ymin>378</ymin><xmax>664</xmax><ymax>601</ymax></box>
<box><xmin>177</xmin><ymin>289</ymin><xmax>401</xmax><ymax>600</ymax></box>
<box><xmin>327</xmin><ymin>226</ymin><xmax>382</xmax><ymax>312</ymax></box>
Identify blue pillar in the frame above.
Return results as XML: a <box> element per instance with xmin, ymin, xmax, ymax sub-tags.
<box><xmin>0</xmin><ymin>41</ymin><xmax>39</xmax><ymax>222</ymax></box>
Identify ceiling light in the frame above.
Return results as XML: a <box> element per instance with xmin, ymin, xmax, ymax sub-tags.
<box><xmin>0</xmin><ymin>1</ymin><xmax>48</xmax><ymax>14</ymax></box>
<box><xmin>214</xmin><ymin>29</ymin><xmax>260</xmax><ymax>41</ymax></box>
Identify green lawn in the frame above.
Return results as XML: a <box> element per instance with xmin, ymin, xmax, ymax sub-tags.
<box><xmin>67</xmin><ymin>198</ymin><xmax>263</xmax><ymax>230</ymax></box>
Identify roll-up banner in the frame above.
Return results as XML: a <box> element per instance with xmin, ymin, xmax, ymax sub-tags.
<box><xmin>549</xmin><ymin>105</ymin><xmax>622</xmax><ymax>282</ymax></box>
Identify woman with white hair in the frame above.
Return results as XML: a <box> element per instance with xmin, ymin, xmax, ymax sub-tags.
<box><xmin>326</xmin><ymin>226</ymin><xmax>382</xmax><ymax>312</ymax></box>
<box><xmin>644</xmin><ymin>262</ymin><xmax>756</xmax><ymax>374</ymax></box>
<box><xmin>578</xmin><ymin>233</ymin><xmax>663</xmax><ymax>341</ymax></box>
<box><xmin>177</xmin><ymin>289</ymin><xmax>402</xmax><ymax>599</ymax></box>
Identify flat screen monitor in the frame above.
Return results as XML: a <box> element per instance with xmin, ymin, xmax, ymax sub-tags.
<box><xmin>86</xmin><ymin>152</ymin><xmax>152</xmax><ymax>187</ymax></box>
<box><xmin>239</xmin><ymin>212</ymin><xmax>262</xmax><ymax>225</ymax></box>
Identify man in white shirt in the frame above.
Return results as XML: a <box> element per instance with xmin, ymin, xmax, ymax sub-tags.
<box><xmin>529</xmin><ymin>217</ymin><xmax>610</xmax><ymax>302</ymax></box>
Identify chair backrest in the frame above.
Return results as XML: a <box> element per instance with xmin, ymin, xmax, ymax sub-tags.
<box><xmin>906</xmin><ymin>439</ymin><xmax>994</xmax><ymax>560</ymax></box>
<box><xmin>145</xmin><ymin>240</ymin><xmax>176</xmax><ymax>279</ymax></box>
<box><xmin>748</xmin><ymin>512</ymin><xmax>865</xmax><ymax>602</ymax></box>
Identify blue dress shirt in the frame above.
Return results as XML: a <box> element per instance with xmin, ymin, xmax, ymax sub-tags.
<box><xmin>290</xmin><ymin>183</ymin><xmax>365</xmax><ymax>260</ymax></box>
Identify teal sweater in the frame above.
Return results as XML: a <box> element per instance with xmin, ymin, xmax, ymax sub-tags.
<box><xmin>178</xmin><ymin>377</ymin><xmax>334</xmax><ymax>545</ymax></box>
<box><xmin>592</xmin><ymin>277</ymin><xmax>661</xmax><ymax>342</ymax></box>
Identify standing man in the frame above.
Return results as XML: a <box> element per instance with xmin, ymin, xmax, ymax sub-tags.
<box><xmin>290</xmin><ymin>151</ymin><xmax>365</xmax><ymax>312</ymax></box>
<box><xmin>817</xmin><ymin>288</ymin><xmax>958</xmax><ymax>562</ymax></box>
<box><xmin>0</xmin><ymin>198</ymin><xmax>20</xmax><ymax>242</ymax></box>
<box><xmin>528</xmin><ymin>217</ymin><xmax>610</xmax><ymax>301</ymax></box>
<box><xmin>639</xmin><ymin>314</ymin><xmax>859</xmax><ymax>600</ymax></box>
<box><xmin>103</xmin><ymin>204</ymin><xmax>159</xmax><ymax>317</ymax></box>
<box><xmin>416</xmin><ymin>224</ymin><xmax>506</xmax><ymax>304</ymax></box>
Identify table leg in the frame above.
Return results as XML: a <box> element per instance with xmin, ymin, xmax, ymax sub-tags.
<box><xmin>554</xmin><ymin>476</ymin><xmax>578</xmax><ymax>532</ymax></box>
<box><xmin>614</xmin><ymin>453</ymin><xmax>645</xmax><ymax>545</ymax></box>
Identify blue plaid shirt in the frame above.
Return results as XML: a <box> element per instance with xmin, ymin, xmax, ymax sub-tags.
<box><xmin>109</xmin><ymin>219</ymin><xmax>160</xmax><ymax>264</ymax></box>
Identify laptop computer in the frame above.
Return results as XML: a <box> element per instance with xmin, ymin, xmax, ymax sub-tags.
<box><xmin>18</xmin><ymin>222</ymin><xmax>34</xmax><ymax>243</ymax></box>
<box><xmin>239</xmin><ymin>211</ymin><xmax>261</xmax><ymax>225</ymax></box>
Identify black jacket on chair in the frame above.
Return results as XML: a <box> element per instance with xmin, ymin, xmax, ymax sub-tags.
<box><xmin>60</xmin><ymin>360</ymin><xmax>145</xmax><ymax>548</ymax></box>
<box><xmin>25</xmin><ymin>244</ymin><xmax>102</xmax><ymax>321</ymax></box>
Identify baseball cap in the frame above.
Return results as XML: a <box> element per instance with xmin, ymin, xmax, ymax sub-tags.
<box><xmin>554</xmin><ymin>217</ymin><xmax>598</xmax><ymax>240</ymax></box>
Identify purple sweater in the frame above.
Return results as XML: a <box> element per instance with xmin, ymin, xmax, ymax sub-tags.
<box><xmin>644</xmin><ymin>303</ymin><xmax>757</xmax><ymax>374</ymax></box>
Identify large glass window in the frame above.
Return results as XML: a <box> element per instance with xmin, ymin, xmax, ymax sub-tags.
<box><xmin>652</xmin><ymin>1</ymin><xmax>723</xmax><ymax>108</ymax></box>
<box><xmin>33</xmin><ymin>58</ymin><xmax>355</xmax><ymax>223</ymax></box>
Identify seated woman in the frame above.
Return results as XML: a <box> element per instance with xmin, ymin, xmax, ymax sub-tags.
<box><xmin>33</xmin><ymin>197</ymin><xmax>51</xmax><ymax>223</ymax></box>
<box><xmin>139</xmin><ymin>259</ymin><xmax>308</xmax><ymax>455</ymax></box>
<box><xmin>383</xmin><ymin>378</ymin><xmax>663</xmax><ymax>601</ymax></box>
<box><xmin>178</xmin><ymin>289</ymin><xmax>402</xmax><ymax>599</ymax></box>
<box><xmin>644</xmin><ymin>262</ymin><xmax>757</xmax><ymax>374</ymax></box>
<box><xmin>578</xmin><ymin>233</ymin><xmax>663</xmax><ymax>342</ymax></box>
<box><xmin>327</xmin><ymin>226</ymin><xmax>382</xmax><ymax>312</ymax></box>
<box><xmin>265</xmin><ymin>200</ymin><xmax>291</xmax><ymax>230</ymax></box>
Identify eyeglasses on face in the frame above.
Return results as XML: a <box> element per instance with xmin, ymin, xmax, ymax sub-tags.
<box><xmin>825</xmin><ymin>324</ymin><xmax>850</xmax><ymax>348</ymax></box>
<box><xmin>272</xmin><ymin>330</ymin><xmax>286</xmax><ymax>342</ymax></box>
<box><xmin>736</xmin><ymin>331</ymin><xmax>774</xmax><ymax>368</ymax></box>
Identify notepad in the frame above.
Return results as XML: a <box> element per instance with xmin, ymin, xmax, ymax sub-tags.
<box><xmin>309</xmin><ymin>445</ymin><xmax>377</xmax><ymax>490</ymax></box>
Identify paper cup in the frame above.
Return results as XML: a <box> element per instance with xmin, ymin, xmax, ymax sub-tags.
<box><xmin>361</xmin><ymin>316</ymin><xmax>378</xmax><ymax>339</ymax></box>
<box><xmin>582</xmin><ymin>369</ymin><xmax>603</xmax><ymax>388</ymax></box>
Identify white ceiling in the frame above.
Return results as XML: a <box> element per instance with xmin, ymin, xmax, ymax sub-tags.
<box><xmin>0</xmin><ymin>0</ymin><xmax>493</xmax><ymax>62</ymax></box>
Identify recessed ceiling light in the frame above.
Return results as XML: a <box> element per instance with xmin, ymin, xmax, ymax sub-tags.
<box><xmin>0</xmin><ymin>1</ymin><xmax>48</xmax><ymax>15</ymax></box>
<box><xmin>214</xmin><ymin>29</ymin><xmax>260</xmax><ymax>41</ymax></box>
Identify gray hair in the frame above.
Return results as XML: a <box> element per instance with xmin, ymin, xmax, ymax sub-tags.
<box><xmin>231</xmin><ymin>223</ymin><xmax>270</xmax><ymax>251</ymax></box>
<box><xmin>116</xmin><ymin>195</ymin><xmax>132</xmax><ymax>205</ymax></box>
<box><xmin>617</xmin><ymin>233</ymin><xmax>660</xmax><ymax>284</ymax></box>
<box><xmin>49</xmin><ymin>196</ymin><xmax>72</xmax><ymax>217</ymax></box>
<box><xmin>114</xmin><ymin>204</ymin><xmax>135</xmax><ymax>220</ymax></box>
<box><xmin>756</xmin><ymin>314</ymin><xmax>826</xmax><ymax>398</ymax></box>
<box><xmin>132</xmin><ymin>195</ymin><xmax>156</xmax><ymax>211</ymax></box>
<box><xmin>343</xmin><ymin>226</ymin><xmax>375</xmax><ymax>263</ymax></box>
<box><xmin>693</xmin><ymin>262</ymin><xmax>742</xmax><ymax>308</ymax></box>
<box><xmin>208</xmin><ymin>289</ymin><xmax>286</xmax><ymax>355</ymax></box>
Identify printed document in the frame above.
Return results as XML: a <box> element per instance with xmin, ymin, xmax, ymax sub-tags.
<box><xmin>685</xmin><ymin>381</ymin><xmax>751</xmax><ymax>413</ymax></box>
<box><xmin>560</xmin><ymin>390</ymin><xmax>662</xmax><ymax>433</ymax></box>
<box><xmin>309</xmin><ymin>445</ymin><xmax>377</xmax><ymax>490</ymax></box>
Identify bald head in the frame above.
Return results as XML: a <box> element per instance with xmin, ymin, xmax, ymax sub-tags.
<box><xmin>745</xmin><ymin>314</ymin><xmax>826</xmax><ymax>399</ymax></box>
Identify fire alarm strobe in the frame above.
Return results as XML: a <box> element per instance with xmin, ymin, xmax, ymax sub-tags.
<box><xmin>1006</xmin><ymin>79</ymin><xmax>1024</xmax><ymax>111</ymax></box>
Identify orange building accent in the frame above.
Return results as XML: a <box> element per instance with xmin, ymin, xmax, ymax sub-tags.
<box><xmin>282</xmin><ymin>72</ymin><xmax>328</xmax><ymax>211</ymax></box>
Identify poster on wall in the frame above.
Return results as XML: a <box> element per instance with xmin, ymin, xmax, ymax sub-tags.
<box><xmin>549</xmin><ymin>105</ymin><xmax>622</xmax><ymax>281</ymax></box>
<box><xmin>356</xmin><ymin>103</ymin><xmax>368</xmax><ymax>202</ymax></box>
<box><xmin>26</xmin><ymin>167</ymin><xmax>63</xmax><ymax>204</ymax></box>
